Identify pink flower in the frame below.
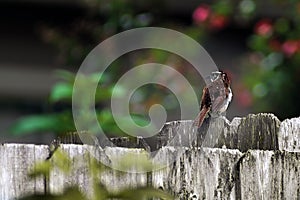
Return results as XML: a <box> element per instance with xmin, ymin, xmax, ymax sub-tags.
<box><xmin>193</xmin><ymin>5</ymin><xmax>210</xmax><ymax>24</ymax></box>
<box><xmin>255</xmin><ymin>19</ymin><xmax>273</xmax><ymax>37</ymax></box>
<box><xmin>282</xmin><ymin>40</ymin><xmax>299</xmax><ymax>56</ymax></box>
<box><xmin>236</xmin><ymin>88</ymin><xmax>253</xmax><ymax>108</ymax></box>
<box><xmin>209</xmin><ymin>14</ymin><xmax>228</xmax><ymax>30</ymax></box>
<box><xmin>238</xmin><ymin>90</ymin><xmax>252</xmax><ymax>107</ymax></box>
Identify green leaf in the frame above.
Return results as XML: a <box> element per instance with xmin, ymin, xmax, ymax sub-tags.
<box><xmin>17</xmin><ymin>187</ymin><xmax>87</xmax><ymax>200</ymax></box>
<box><xmin>90</xmin><ymin>72</ymin><xmax>110</xmax><ymax>84</ymax></box>
<box><xmin>89</xmin><ymin>157</ymin><xmax>110</xmax><ymax>200</ymax></box>
<box><xmin>275</xmin><ymin>18</ymin><xmax>289</xmax><ymax>34</ymax></box>
<box><xmin>10</xmin><ymin>112</ymin><xmax>76</xmax><ymax>136</ymax></box>
<box><xmin>29</xmin><ymin>148</ymin><xmax>71</xmax><ymax>178</ymax></box>
<box><xmin>95</xmin><ymin>86</ymin><xmax>112</xmax><ymax>101</ymax></box>
<box><xmin>29</xmin><ymin>160</ymin><xmax>52</xmax><ymax>178</ymax></box>
<box><xmin>10</xmin><ymin>115</ymin><xmax>60</xmax><ymax>136</ymax></box>
<box><xmin>97</xmin><ymin>109</ymin><xmax>114</xmax><ymax>124</ymax></box>
<box><xmin>112</xmin><ymin>151</ymin><xmax>159</xmax><ymax>172</ymax></box>
<box><xmin>131</xmin><ymin>114</ymin><xmax>150</xmax><ymax>126</ymax></box>
<box><xmin>16</xmin><ymin>194</ymin><xmax>56</xmax><ymax>200</ymax></box>
<box><xmin>110</xmin><ymin>187</ymin><xmax>174</xmax><ymax>200</ymax></box>
<box><xmin>54</xmin><ymin>69</ymin><xmax>75</xmax><ymax>83</ymax></box>
<box><xmin>52</xmin><ymin>148</ymin><xmax>72</xmax><ymax>173</ymax></box>
<box><xmin>212</xmin><ymin>1</ymin><xmax>233</xmax><ymax>15</ymax></box>
<box><xmin>248</xmin><ymin>35</ymin><xmax>269</xmax><ymax>52</ymax></box>
<box><xmin>95</xmin><ymin>85</ymin><xmax>126</xmax><ymax>102</ymax></box>
<box><xmin>50</xmin><ymin>83</ymin><xmax>73</xmax><ymax>102</ymax></box>
<box><xmin>151</xmin><ymin>49</ymin><xmax>169</xmax><ymax>63</ymax></box>
<box><xmin>57</xmin><ymin>187</ymin><xmax>87</xmax><ymax>200</ymax></box>
<box><xmin>96</xmin><ymin>110</ymin><xmax>153</xmax><ymax>136</ymax></box>
<box><xmin>110</xmin><ymin>84</ymin><xmax>127</xmax><ymax>98</ymax></box>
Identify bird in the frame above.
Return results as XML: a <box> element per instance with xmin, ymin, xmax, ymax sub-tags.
<box><xmin>193</xmin><ymin>71</ymin><xmax>232</xmax><ymax>128</ymax></box>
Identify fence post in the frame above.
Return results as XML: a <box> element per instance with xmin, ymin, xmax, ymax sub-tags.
<box><xmin>0</xmin><ymin>113</ymin><xmax>299</xmax><ymax>200</ymax></box>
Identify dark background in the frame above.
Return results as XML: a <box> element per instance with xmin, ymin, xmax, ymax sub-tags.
<box><xmin>1</xmin><ymin>1</ymin><xmax>294</xmax><ymax>143</ymax></box>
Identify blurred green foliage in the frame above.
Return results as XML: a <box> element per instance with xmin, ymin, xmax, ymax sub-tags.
<box><xmin>10</xmin><ymin>0</ymin><xmax>196</xmax><ymax>137</ymax></box>
<box><xmin>244</xmin><ymin>15</ymin><xmax>300</xmax><ymax>118</ymax></box>
<box><xmin>11</xmin><ymin>69</ymin><xmax>150</xmax><ymax>137</ymax></box>
<box><xmin>28</xmin><ymin>148</ymin><xmax>72</xmax><ymax>179</ymax></box>
<box><xmin>192</xmin><ymin>0</ymin><xmax>300</xmax><ymax>119</ymax></box>
<box><xmin>11</xmin><ymin>0</ymin><xmax>300</xmax><ymax>137</ymax></box>
<box><xmin>19</xmin><ymin>147</ymin><xmax>173</xmax><ymax>200</ymax></box>
<box><xmin>8</xmin><ymin>1</ymin><xmax>300</xmax><ymax>198</ymax></box>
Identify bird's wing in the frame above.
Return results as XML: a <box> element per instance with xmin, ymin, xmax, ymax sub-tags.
<box><xmin>193</xmin><ymin>87</ymin><xmax>211</xmax><ymax>128</ymax></box>
<box><xmin>211</xmin><ymin>95</ymin><xmax>226</xmax><ymax>113</ymax></box>
<box><xmin>192</xmin><ymin>106</ymin><xmax>211</xmax><ymax>128</ymax></box>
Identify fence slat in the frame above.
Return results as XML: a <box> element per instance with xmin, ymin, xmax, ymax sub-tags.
<box><xmin>1</xmin><ymin>145</ymin><xmax>300</xmax><ymax>200</ymax></box>
<box><xmin>239</xmin><ymin>150</ymin><xmax>300</xmax><ymax>200</ymax></box>
<box><xmin>152</xmin><ymin>147</ymin><xmax>243</xmax><ymax>199</ymax></box>
<box><xmin>48</xmin><ymin>145</ymin><xmax>148</xmax><ymax>197</ymax></box>
<box><xmin>49</xmin><ymin>144</ymin><xmax>92</xmax><ymax>195</ymax></box>
<box><xmin>156</xmin><ymin>114</ymin><xmax>294</xmax><ymax>152</ymax></box>
<box><xmin>0</xmin><ymin>114</ymin><xmax>299</xmax><ymax>200</ymax></box>
<box><xmin>0</xmin><ymin>144</ymin><xmax>48</xmax><ymax>200</ymax></box>
<box><xmin>278</xmin><ymin>117</ymin><xmax>300</xmax><ymax>152</ymax></box>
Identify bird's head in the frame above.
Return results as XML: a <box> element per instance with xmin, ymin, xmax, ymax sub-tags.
<box><xmin>209</xmin><ymin>71</ymin><xmax>222</xmax><ymax>82</ymax></box>
<box><xmin>207</xmin><ymin>70</ymin><xmax>231</xmax><ymax>87</ymax></box>
<box><xmin>220</xmin><ymin>71</ymin><xmax>230</xmax><ymax>87</ymax></box>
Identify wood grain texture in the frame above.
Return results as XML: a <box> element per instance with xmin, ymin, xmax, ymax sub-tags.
<box><xmin>278</xmin><ymin>117</ymin><xmax>300</xmax><ymax>152</ymax></box>
<box><xmin>0</xmin><ymin>144</ymin><xmax>48</xmax><ymax>200</ymax></box>
<box><xmin>0</xmin><ymin>114</ymin><xmax>299</xmax><ymax>199</ymax></box>
<box><xmin>239</xmin><ymin>150</ymin><xmax>300</xmax><ymax>200</ymax></box>
<box><xmin>151</xmin><ymin>147</ymin><xmax>243</xmax><ymax>199</ymax></box>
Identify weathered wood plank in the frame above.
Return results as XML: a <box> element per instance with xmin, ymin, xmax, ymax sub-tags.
<box><xmin>155</xmin><ymin>114</ymin><xmax>294</xmax><ymax>152</ymax></box>
<box><xmin>0</xmin><ymin>144</ymin><xmax>48</xmax><ymax>200</ymax></box>
<box><xmin>48</xmin><ymin>144</ymin><xmax>92</xmax><ymax>195</ymax></box>
<box><xmin>235</xmin><ymin>114</ymin><xmax>280</xmax><ymax>151</ymax></box>
<box><xmin>239</xmin><ymin>150</ymin><xmax>300</xmax><ymax>200</ymax></box>
<box><xmin>152</xmin><ymin>147</ymin><xmax>243</xmax><ymax>199</ymax></box>
<box><xmin>48</xmin><ymin>145</ymin><xmax>147</xmax><ymax>197</ymax></box>
<box><xmin>103</xmin><ymin>147</ymin><xmax>148</xmax><ymax>192</ymax></box>
<box><xmin>67</xmin><ymin>114</ymin><xmax>299</xmax><ymax>153</ymax></box>
<box><xmin>278</xmin><ymin>117</ymin><xmax>300</xmax><ymax>152</ymax></box>
<box><xmin>0</xmin><ymin>114</ymin><xmax>299</xmax><ymax>199</ymax></box>
<box><xmin>1</xmin><ymin>144</ymin><xmax>300</xmax><ymax>200</ymax></box>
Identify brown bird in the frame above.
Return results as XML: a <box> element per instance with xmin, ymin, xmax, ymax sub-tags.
<box><xmin>193</xmin><ymin>71</ymin><xmax>232</xmax><ymax>128</ymax></box>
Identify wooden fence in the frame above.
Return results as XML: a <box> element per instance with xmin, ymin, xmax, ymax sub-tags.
<box><xmin>0</xmin><ymin>113</ymin><xmax>299</xmax><ymax>200</ymax></box>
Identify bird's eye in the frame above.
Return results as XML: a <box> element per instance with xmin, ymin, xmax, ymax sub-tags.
<box><xmin>222</xmin><ymin>73</ymin><xmax>227</xmax><ymax>79</ymax></box>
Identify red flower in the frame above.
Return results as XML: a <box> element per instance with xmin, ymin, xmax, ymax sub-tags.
<box><xmin>209</xmin><ymin>14</ymin><xmax>228</xmax><ymax>30</ymax></box>
<box><xmin>193</xmin><ymin>5</ymin><xmax>210</xmax><ymax>24</ymax></box>
<box><xmin>237</xmin><ymin>89</ymin><xmax>253</xmax><ymax>108</ymax></box>
<box><xmin>235</xmin><ymin>85</ymin><xmax>253</xmax><ymax>108</ymax></box>
<box><xmin>282</xmin><ymin>40</ymin><xmax>299</xmax><ymax>57</ymax></box>
<box><xmin>255</xmin><ymin>19</ymin><xmax>273</xmax><ymax>37</ymax></box>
